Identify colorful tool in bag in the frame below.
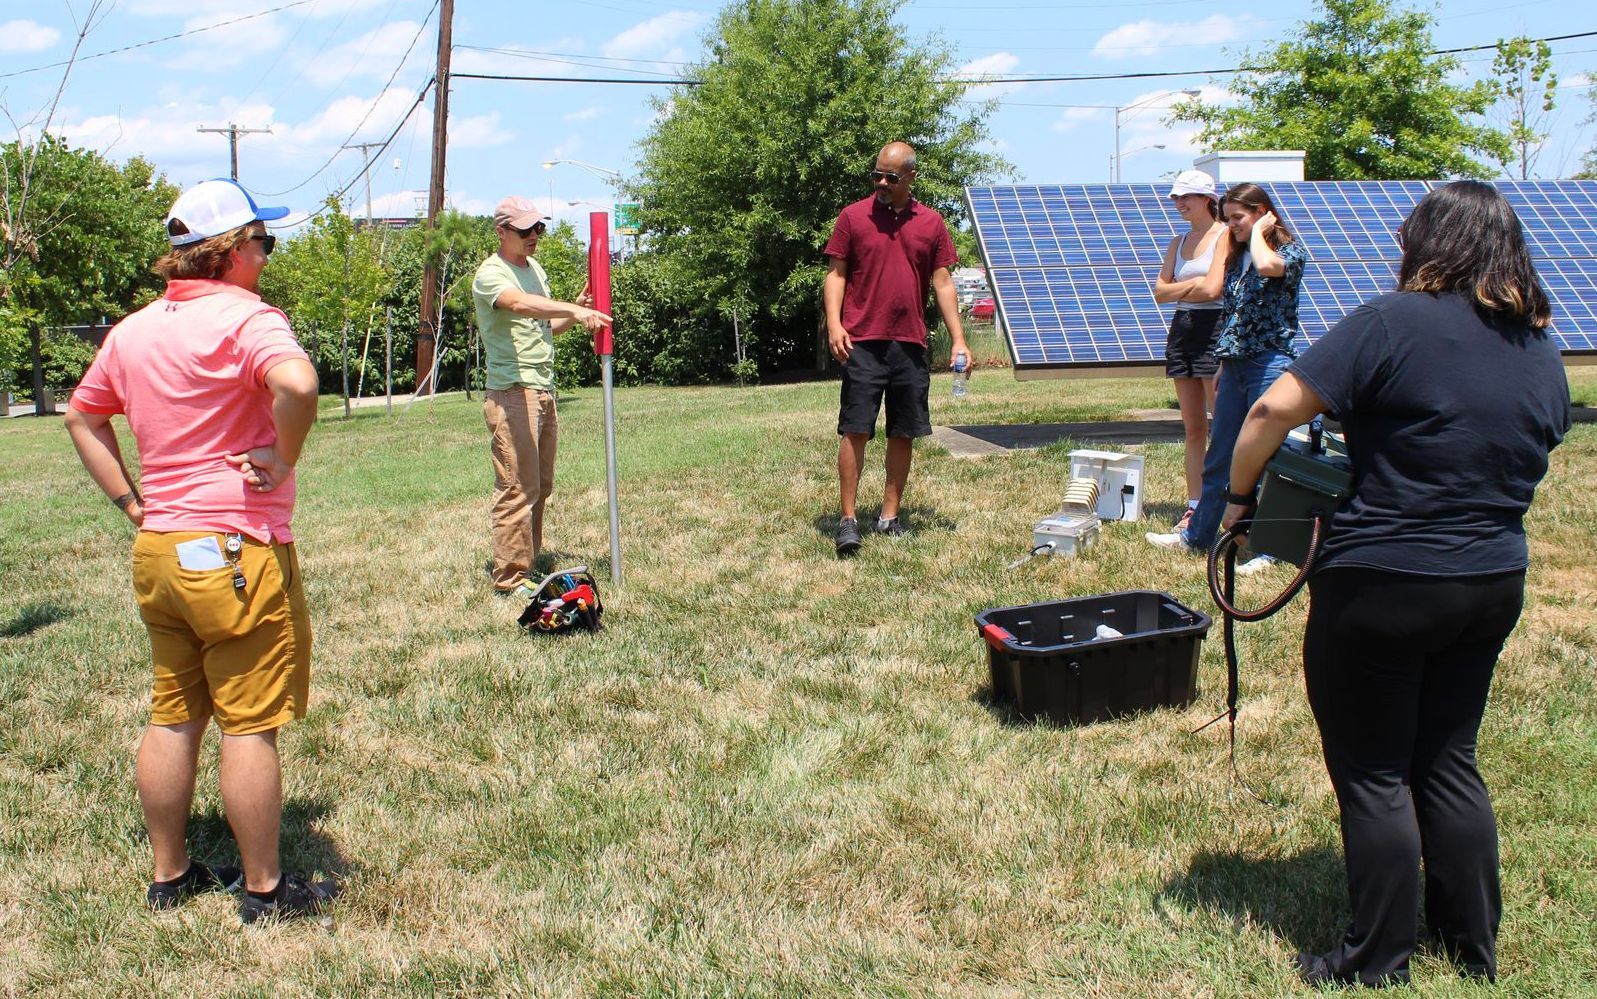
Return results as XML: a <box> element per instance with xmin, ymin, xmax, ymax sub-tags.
<box><xmin>517</xmin><ymin>566</ymin><xmax>604</xmax><ymax>634</ymax></box>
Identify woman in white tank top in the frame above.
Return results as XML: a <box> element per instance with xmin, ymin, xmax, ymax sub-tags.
<box><xmin>1152</xmin><ymin>170</ymin><xmax>1231</xmax><ymax>531</ymax></box>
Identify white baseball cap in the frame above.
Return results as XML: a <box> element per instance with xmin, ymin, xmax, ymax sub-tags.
<box><xmin>165</xmin><ymin>179</ymin><xmax>289</xmax><ymax>246</ymax></box>
<box><xmin>1167</xmin><ymin>170</ymin><xmax>1218</xmax><ymax>200</ymax></box>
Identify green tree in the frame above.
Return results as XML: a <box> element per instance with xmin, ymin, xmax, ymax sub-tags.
<box><xmin>1170</xmin><ymin>0</ymin><xmax>1508</xmax><ymax>180</ymax></box>
<box><xmin>258</xmin><ymin>198</ymin><xmax>391</xmax><ymax>404</ymax></box>
<box><xmin>1491</xmin><ymin>36</ymin><xmax>1558</xmax><ymax>179</ymax></box>
<box><xmin>1578</xmin><ymin>74</ymin><xmax>1597</xmax><ymax>180</ymax></box>
<box><xmin>628</xmin><ymin>0</ymin><xmax>1006</xmax><ymax>376</ymax></box>
<box><xmin>0</xmin><ymin>136</ymin><xmax>178</xmax><ymax>396</ymax></box>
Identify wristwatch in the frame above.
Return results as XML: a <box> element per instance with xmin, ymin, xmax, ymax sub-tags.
<box><xmin>113</xmin><ymin>490</ymin><xmax>141</xmax><ymax>511</ymax></box>
<box><xmin>1224</xmin><ymin>488</ymin><xmax>1257</xmax><ymax>507</ymax></box>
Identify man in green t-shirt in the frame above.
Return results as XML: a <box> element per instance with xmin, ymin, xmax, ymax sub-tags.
<box><xmin>472</xmin><ymin>195</ymin><xmax>611</xmax><ymax>596</ymax></box>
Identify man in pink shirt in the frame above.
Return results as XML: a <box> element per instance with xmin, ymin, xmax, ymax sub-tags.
<box><xmin>65</xmin><ymin>179</ymin><xmax>332</xmax><ymax>924</ymax></box>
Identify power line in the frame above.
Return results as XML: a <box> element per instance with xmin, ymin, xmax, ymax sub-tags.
<box><xmin>259</xmin><ymin>0</ymin><xmax>439</xmax><ymax>197</ymax></box>
<box><xmin>0</xmin><ymin>0</ymin><xmax>317</xmax><ymax>81</ymax></box>
<box><xmin>283</xmin><ymin>77</ymin><xmax>434</xmax><ymax>229</ymax></box>
<box><xmin>454</xmin><ymin>27</ymin><xmax>1597</xmax><ymax>89</ymax></box>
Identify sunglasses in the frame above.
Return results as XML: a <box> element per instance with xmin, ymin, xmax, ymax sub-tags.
<box><xmin>250</xmin><ymin>232</ymin><xmax>276</xmax><ymax>255</ymax></box>
<box><xmin>868</xmin><ymin>170</ymin><xmax>905</xmax><ymax>185</ymax></box>
<box><xmin>507</xmin><ymin>221</ymin><xmax>547</xmax><ymax>238</ymax></box>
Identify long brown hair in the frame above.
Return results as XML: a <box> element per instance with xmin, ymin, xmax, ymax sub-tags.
<box><xmin>1220</xmin><ymin>182</ymin><xmax>1294</xmax><ymax>250</ymax></box>
<box><xmin>1397</xmin><ymin>181</ymin><xmax>1552</xmax><ymax>330</ymax></box>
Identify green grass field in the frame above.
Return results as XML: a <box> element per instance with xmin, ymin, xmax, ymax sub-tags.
<box><xmin>2</xmin><ymin>362</ymin><xmax>1594</xmax><ymax>998</ymax></box>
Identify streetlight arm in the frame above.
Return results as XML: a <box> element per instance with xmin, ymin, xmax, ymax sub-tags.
<box><xmin>543</xmin><ymin>158</ymin><xmax>622</xmax><ymax>180</ymax></box>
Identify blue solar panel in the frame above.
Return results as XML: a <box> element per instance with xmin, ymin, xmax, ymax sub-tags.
<box><xmin>967</xmin><ymin>179</ymin><xmax>1597</xmax><ymax>371</ymax></box>
<box><xmin>1488</xmin><ymin>180</ymin><xmax>1597</xmax><ymax>259</ymax></box>
<box><xmin>1539</xmin><ymin>258</ymin><xmax>1597</xmax><ymax>351</ymax></box>
<box><xmin>1263</xmin><ymin>182</ymin><xmax>1425</xmax><ymax>261</ymax></box>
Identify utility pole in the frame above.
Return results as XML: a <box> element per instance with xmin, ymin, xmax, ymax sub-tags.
<box><xmin>416</xmin><ymin>0</ymin><xmax>454</xmax><ymax>395</ymax></box>
<box><xmin>342</xmin><ymin>141</ymin><xmax>387</xmax><ymax>223</ymax></box>
<box><xmin>196</xmin><ymin>123</ymin><xmax>271</xmax><ymax>180</ymax></box>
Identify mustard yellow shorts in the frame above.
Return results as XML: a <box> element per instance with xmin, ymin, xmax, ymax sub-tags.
<box><xmin>132</xmin><ymin>530</ymin><xmax>312</xmax><ymax>736</ymax></box>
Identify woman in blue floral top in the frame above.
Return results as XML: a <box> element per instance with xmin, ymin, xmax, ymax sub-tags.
<box><xmin>1148</xmin><ymin>182</ymin><xmax>1308</xmax><ymax>560</ymax></box>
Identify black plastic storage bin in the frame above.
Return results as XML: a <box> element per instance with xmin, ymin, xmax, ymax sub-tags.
<box><xmin>975</xmin><ymin>590</ymin><xmax>1211</xmax><ymax>725</ymax></box>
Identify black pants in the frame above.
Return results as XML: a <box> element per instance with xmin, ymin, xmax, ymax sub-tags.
<box><xmin>1303</xmin><ymin>566</ymin><xmax>1525</xmax><ymax>986</ymax></box>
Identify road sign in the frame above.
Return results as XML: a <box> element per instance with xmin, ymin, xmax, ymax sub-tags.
<box><xmin>614</xmin><ymin>202</ymin><xmax>641</xmax><ymax>235</ymax></box>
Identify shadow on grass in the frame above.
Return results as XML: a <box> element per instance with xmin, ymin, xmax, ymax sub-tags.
<box><xmin>812</xmin><ymin>505</ymin><xmax>958</xmax><ymax>541</ymax></box>
<box><xmin>1157</xmin><ymin>846</ymin><xmax>1347</xmax><ymax>953</ymax></box>
<box><xmin>136</xmin><ymin>798</ymin><xmax>357</xmax><ymax>881</ymax></box>
<box><xmin>1</xmin><ymin>601</ymin><xmax>74</xmax><ymax>638</ymax></box>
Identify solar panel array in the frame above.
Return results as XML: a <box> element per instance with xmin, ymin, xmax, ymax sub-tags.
<box><xmin>967</xmin><ymin>179</ymin><xmax>1597</xmax><ymax>372</ymax></box>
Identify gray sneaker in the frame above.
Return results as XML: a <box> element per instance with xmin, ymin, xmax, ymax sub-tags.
<box><xmin>875</xmin><ymin>516</ymin><xmax>908</xmax><ymax>538</ymax></box>
<box><xmin>835</xmin><ymin>517</ymin><xmax>862</xmax><ymax>557</ymax></box>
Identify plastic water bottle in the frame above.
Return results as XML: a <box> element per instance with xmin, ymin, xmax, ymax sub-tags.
<box><xmin>951</xmin><ymin>350</ymin><xmax>969</xmax><ymax>400</ymax></box>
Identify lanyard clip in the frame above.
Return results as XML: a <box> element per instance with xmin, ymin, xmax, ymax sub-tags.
<box><xmin>225</xmin><ymin>533</ymin><xmax>246</xmax><ymax>591</ymax></box>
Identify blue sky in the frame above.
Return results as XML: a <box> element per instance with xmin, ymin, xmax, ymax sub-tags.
<box><xmin>3</xmin><ymin>0</ymin><xmax>1594</xmax><ymax>236</ymax></box>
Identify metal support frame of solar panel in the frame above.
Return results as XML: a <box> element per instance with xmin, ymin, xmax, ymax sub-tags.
<box><xmin>967</xmin><ymin>179</ymin><xmax>1596</xmax><ymax>379</ymax></box>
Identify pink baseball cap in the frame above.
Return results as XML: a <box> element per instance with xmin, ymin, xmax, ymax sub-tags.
<box><xmin>494</xmin><ymin>196</ymin><xmax>550</xmax><ymax>230</ymax></box>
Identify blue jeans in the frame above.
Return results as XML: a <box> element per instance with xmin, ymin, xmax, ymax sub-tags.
<box><xmin>1182</xmin><ymin>349</ymin><xmax>1294</xmax><ymax>550</ymax></box>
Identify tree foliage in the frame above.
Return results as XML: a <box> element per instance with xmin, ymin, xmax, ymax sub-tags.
<box><xmin>0</xmin><ymin>135</ymin><xmax>178</xmax><ymax>394</ymax></box>
<box><xmin>1491</xmin><ymin>36</ymin><xmax>1558</xmax><ymax>180</ymax></box>
<box><xmin>1577</xmin><ymin>74</ymin><xmax>1597</xmax><ymax>180</ymax></box>
<box><xmin>257</xmin><ymin>211</ymin><xmax>594</xmax><ymax>396</ymax></box>
<box><xmin>1170</xmin><ymin>0</ymin><xmax>1508</xmax><ymax>180</ymax></box>
<box><xmin>627</xmin><ymin>0</ymin><xmax>1006</xmax><ymax>376</ymax></box>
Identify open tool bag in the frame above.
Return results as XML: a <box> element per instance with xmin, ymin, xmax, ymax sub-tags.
<box><xmin>517</xmin><ymin>566</ymin><xmax>604</xmax><ymax>634</ymax></box>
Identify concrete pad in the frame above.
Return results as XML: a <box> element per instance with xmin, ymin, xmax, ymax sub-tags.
<box><xmin>934</xmin><ymin>410</ymin><xmax>1186</xmax><ymax>458</ymax></box>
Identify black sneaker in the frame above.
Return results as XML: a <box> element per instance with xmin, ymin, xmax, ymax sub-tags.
<box><xmin>146</xmin><ymin>861</ymin><xmax>242</xmax><ymax>910</ymax></box>
<box><xmin>835</xmin><ymin>517</ymin><xmax>862</xmax><ymax>557</ymax></box>
<box><xmin>239</xmin><ymin>873</ymin><xmax>339</xmax><ymax>925</ymax></box>
<box><xmin>874</xmin><ymin>517</ymin><xmax>908</xmax><ymax>538</ymax></box>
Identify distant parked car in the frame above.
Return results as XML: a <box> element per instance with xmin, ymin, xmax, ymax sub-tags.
<box><xmin>970</xmin><ymin>297</ymin><xmax>995</xmax><ymax>319</ymax></box>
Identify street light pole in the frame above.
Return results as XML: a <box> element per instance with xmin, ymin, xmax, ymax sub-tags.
<box><xmin>1113</xmin><ymin>89</ymin><xmax>1200</xmax><ymax>182</ymax></box>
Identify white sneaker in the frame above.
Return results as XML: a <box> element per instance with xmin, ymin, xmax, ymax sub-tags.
<box><xmin>1235</xmin><ymin>554</ymin><xmax>1276</xmax><ymax>576</ymax></box>
<box><xmin>1145</xmin><ymin>531</ymin><xmax>1197</xmax><ymax>553</ymax></box>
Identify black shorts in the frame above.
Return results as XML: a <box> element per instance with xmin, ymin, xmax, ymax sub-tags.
<box><xmin>837</xmin><ymin>339</ymin><xmax>932</xmax><ymax>439</ymax></box>
<box><xmin>1165</xmin><ymin>308</ymin><xmax>1221</xmax><ymax>379</ymax></box>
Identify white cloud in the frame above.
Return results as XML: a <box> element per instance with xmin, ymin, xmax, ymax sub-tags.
<box><xmin>54</xmin><ymin>99</ymin><xmax>281</xmax><ymax>173</ymax></box>
<box><xmin>1051</xmin><ymin>106</ymin><xmax>1105</xmax><ymax>135</ymax></box>
<box><xmin>1093</xmin><ymin>15</ymin><xmax>1252</xmax><ymax>60</ymax></box>
<box><xmin>600</xmin><ymin>11</ymin><xmax>706</xmax><ymax>62</ymax></box>
<box><xmin>303</xmin><ymin>21</ymin><xmax>428</xmax><ymax>87</ymax></box>
<box><xmin>366</xmin><ymin>189</ymin><xmax>427</xmax><ymax>220</ymax></box>
<box><xmin>179</xmin><ymin>10</ymin><xmax>291</xmax><ymax>66</ymax></box>
<box><xmin>287</xmin><ymin>87</ymin><xmax>423</xmax><ymax>146</ymax></box>
<box><xmin>0</xmin><ymin>19</ymin><xmax>59</xmax><ymax>53</ymax></box>
<box><xmin>564</xmin><ymin>106</ymin><xmax>606</xmax><ymax>123</ymax></box>
<box><xmin>450</xmin><ymin>112</ymin><xmax>511</xmax><ymax>150</ymax></box>
<box><xmin>958</xmin><ymin>52</ymin><xmax>1023</xmax><ymax>101</ymax></box>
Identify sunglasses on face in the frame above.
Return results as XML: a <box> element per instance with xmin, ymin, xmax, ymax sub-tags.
<box><xmin>250</xmin><ymin>233</ymin><xmax>276</xmax><ymax>255</ymax></box>
<box><xmin>869</xmin><ymin>170</ymin><xmax>905</xmax><ymax>185</ymax></box>
<box><xmin>507</xmin><ymin>221</ymin><xmax>547</xmax><ymax>238</ymax></box>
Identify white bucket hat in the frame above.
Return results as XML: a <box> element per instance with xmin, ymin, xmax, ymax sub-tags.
<box><xmin>1167</xmin><ymin>170</ymin><xmax>1218</xmax><ymax>200</ymax></box>
<box><xmin>165</xmin><ymin>179</ymin><xmax>289</xmax><ymax>246</ymax></box>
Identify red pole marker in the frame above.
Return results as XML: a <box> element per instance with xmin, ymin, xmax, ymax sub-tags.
<box><xmin>587</xmin><ymin>211</ymin><xmax>614</xmax><ymax>356</ymax></box>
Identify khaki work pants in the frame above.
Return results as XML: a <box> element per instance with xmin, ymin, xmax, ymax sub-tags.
<box><xmin>484</xmin><ymin>387</ymin><xmax>558</xmax><ymax>591</ymax></box>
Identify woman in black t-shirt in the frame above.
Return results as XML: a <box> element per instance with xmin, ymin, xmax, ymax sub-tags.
<box><xmin>1221</xmin><ymin>181</ymin><xmax>1572</xmax><ymax>989</ymax></box>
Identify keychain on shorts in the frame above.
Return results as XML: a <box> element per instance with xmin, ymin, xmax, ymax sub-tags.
<box><xmin>224</xmin><ymin>533</ymin><xmax>246</xmax><ymax>592</ymax></box>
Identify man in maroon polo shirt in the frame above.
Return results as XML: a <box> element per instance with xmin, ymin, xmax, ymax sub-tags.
<box><xmin>823</xmin><ymin>140</ymin><xmax>971</xmax><ymax>557</ymax></box>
